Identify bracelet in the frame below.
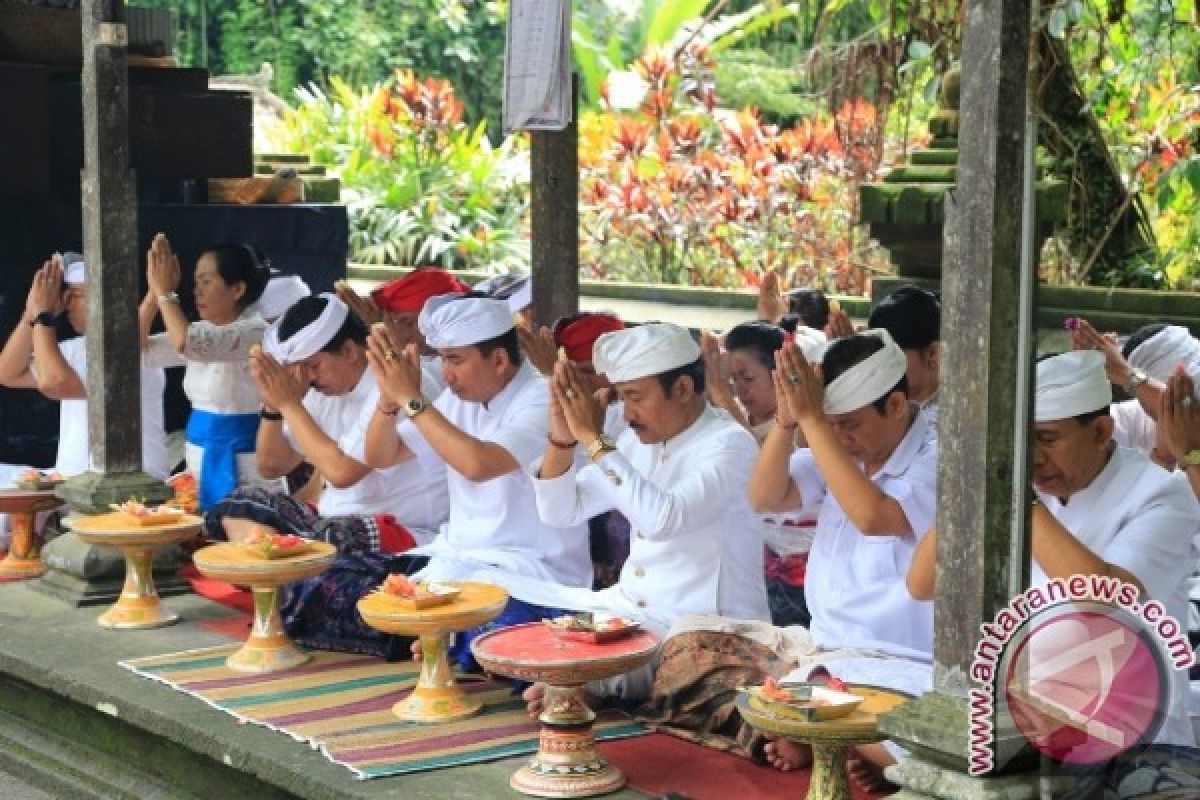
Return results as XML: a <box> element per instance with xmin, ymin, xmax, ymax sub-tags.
<box><xmin>548</xmin><ymin>436</ymin><xmax>578</xmax><ymax>450</ymax></box>
<box><xmin>259</xmin><ymin>407</ymin><xmax>283</xmax><ymax>421</ymax></box>
<box><xmin>777</xmin><ymin>421</ymin><xmax>798</xmax><ymax>431</ymax></box>
<box><xmin>378</xmin><ymin>403</ymin><xmax>400</xmax><ymax>418</ymax></box>
<box><xmin>157</xmin><ymin>291</ymin><xmax>181</xmax><ymax>305</ymax></box>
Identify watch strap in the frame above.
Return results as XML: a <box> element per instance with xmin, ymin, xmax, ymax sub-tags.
<box><xmin>1181</xmin><ymin>449</ymin><xmax>1200</xmax><ymax>467</ymax></box>
<box><xmin>29</xmin><ymin>311</ymin><xmax>58</xmax><ymax>328</ymax></box>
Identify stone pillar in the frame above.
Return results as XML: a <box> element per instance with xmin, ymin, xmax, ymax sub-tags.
<box><xmin>877</xmin><ymin>2</ymin><xmax>1045</xmax><ymax>796</ymax></box>
<box><xmin>529</xmin><ymin>75</ymin><xmax>579</xmax><ymax>329</ymax></box>
<box><xmin>40</xmin><ymin>0</ymin><xmax>180</xmax><ymax>606</ymax></box>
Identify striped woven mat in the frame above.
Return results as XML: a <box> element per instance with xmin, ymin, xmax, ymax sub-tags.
<box><xmin>120</xmin><ymin>644</ymin><xmax>646</xmax><ymax>779</ymax></box>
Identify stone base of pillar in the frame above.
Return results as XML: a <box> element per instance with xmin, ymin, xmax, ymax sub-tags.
<box><xmin>56</xmin><ymin>470</ymin><xmax>174</xmax><ymax>515</ymax></box>
<box><xmin>886</xmin><ymin>757</ymin><xmax>1077</xmax><ymax>800</ymax></box>
<box><xmin>35</xmin><ymin>533</ymin><xmax>190</xmax><ymax>607</ymax></box>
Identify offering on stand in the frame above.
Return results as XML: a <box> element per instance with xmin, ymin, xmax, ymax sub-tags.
<box><xmin>192</xmin><ymin>539</ymin><xmax>336</xmax><ymax>673</ymax></box>
<box><xmin>471</xmin><ymin>621</ymin><xmax>660</xmax><ymax>799</ymax></box>
<box><xmin>357</xmin><ymin>580</ymin><xmax>507</xmax><ymax>724</ymax></box>
<box><xmin>68</xmin><ymin>508</ymin><xmax>202</xmax><ymax>628</ymax></box>
<box><xmin>736</xmin><ymin>682</ymin><xmax>911</xmax><ymax>800</ymax></box>
<box><xmin>0</xmin><ymin>488</ymin><xmax>64</xmax><ymax>579</ymax></box>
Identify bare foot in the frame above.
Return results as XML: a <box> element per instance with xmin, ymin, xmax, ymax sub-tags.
<box><xmin>522</xmin><ymin>682</ymin><xmax>546</xmax><ymax>718</ymax></box>
<box><xmin>847</xmin><ymin>745</ymin><xmax>897</xmax><ymax>794</ymax></box>
<box><xmin>762</xmin><ymin>734</ymin><xmax>812</xmax><ymax>772</ymax></box>
<box><xmin>221</xmin><ymin>517</ymin><xmax>261</xmax><ymax>544</ymax></box>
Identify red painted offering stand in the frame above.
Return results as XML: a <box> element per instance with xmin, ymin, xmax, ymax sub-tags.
<box><xmin>471</xmin><ymin>622</ymin><xmax>659</xmax><ymax>799</ymax></box>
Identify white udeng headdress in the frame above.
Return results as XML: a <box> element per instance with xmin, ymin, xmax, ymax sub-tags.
<box><xmin>593</xmin><ymin>323</ymin><xmax>701</xmax><ymax>383</ymax></box>
<box><xmin>1128</xmin><ymin>325</ymin><xmax>1200</xmax><ymax>384</ymax></box>
<box><xmin>261</xmin><ymin>293</ymin><xmax>348</xmax><ymax>364</ymax></box>
<box><xmin>1035</xmin><ymin>350</ymin><xmax>1112</xmax><ymax>422</ymax></box>
<box><xmin>418</xmin><ymin>293</ymin><xmax>515</xmax><ymax>349</ymax></box>
<box><xmin>254</xmin><ymin>274</ymin><xmax>311</xmax><ymax>322</ymax></box>
<box><xmin>822</xmin><ymin>329</ymin><xmax>908</xmax><ymax>415</ymax></box>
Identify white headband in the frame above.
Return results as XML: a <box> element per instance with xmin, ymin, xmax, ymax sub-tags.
<box><xmin>791</xmin><ymin>325</ymin><xmax>827</xmax><ymax>363</ymax></box>
<box><xmin>261</xmin><ymin>293</ymin><xmax>348</xmax><ymax>364</ymax></box>
<box><xmin>593</xmin><ymin>323</ymin><xmax>701</xmax><ymax>383</ymax></box>
<box><xmin>1035</xmin><ymin>350</ymin><xmax>1112</xmax><ymax>422</ymax></box>
<box><xmin>1128</xmin><ymin>325</ymin><xmax>1200</xmax><ymax>384</ymax></box>
<box><xmin>822</xmin><ymin>329</ymin><xmax>908</xmax><ymax>415</ymax></box>
<box><xmin>418</xmin><ymin>293</ymin><xmax>514</xmax><ymax>349</ymax></box>
<box><xmin>507</xmin><ymin>279</ymin><xmax>532</xmax><ymax>313</ymax></box>
<box><xmin>253</xmin><ymin>274</ymin><xmax>311</xmax><ymax>322</ymax></box>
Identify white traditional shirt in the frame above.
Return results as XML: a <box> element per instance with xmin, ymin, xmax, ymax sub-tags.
<box><xmin>143</xmin><ymin>310</ymin><xmax>270</xmax><ymax>489</ymax></box>
<box><xmin>789</xmin><ymin>410</ymin><xmax>938</xmax><ymax>660</ymax></box>
<box><xmin>1111</xmin><ymin>398</ymin><xmax>1156</xmax><ymax>454</ymax></box>
<box><xmin>520</xmin><ymin>404</ymin><xmax>769</xmax><ymax>635</ymax></box>
<box><xmin>753</xmin><ymin>419</ymin><xmax>818</xmax><ymax>558</ymax></box>
<box><xmin>288</xmin><ymin>366</ymin><xmax>449</xmax><ymax>540</ymax></box>
<box><xmin>50</xmin><ymin>337</ymin><xmax>170</xmax><ymax>479</ymax></box>
<box><xmin>1035</xmin><ymin>446</ymin><xmax>1200</xmax><ymax>747</ymax></box>
<box><xmin>402</xmin><ymin>361</ymin><xmax>592</xmax><ymax>588</ymax></box>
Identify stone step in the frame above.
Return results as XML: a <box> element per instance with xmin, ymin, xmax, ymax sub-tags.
<box><xmin>910</xmin><ymin>148</ymin><xmax>958</xmax><ymax>166</ymax></box>
<box><xmin>256</xmin><ymin>153</ymin><xmax>312</xmax><ymax>165</ymax></box>
<box><xmin>255</xmin><ymin>163</ymin><xmax>327</xmax><ymax>177</ymax></box>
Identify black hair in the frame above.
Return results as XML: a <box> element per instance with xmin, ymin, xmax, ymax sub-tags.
<box><xmin>786</xmin><ymin>288</ymin><xmax>830</xmax><ymax>329</ymax></box>
<box><xmin>278</xmin><ymin>295</ymin><xmax>367</xmax><ymax>352</ymax></box>
<box><xmin>655</xmin><ymin>357</ymin><xmax>706</xmax><ymax>396</ymax></box>
<box><xmin>199</xmin><ymin>243</ymin><xmax>271</xmax><ymax>309</ymax></box>
<box><xmin>725</xmin><ymin>321</ymin><xmax>785</xmax><ymax>372</ymax></box>
<box><xmin>868</xmin><ymin>285</ymin><xmax>941</xmax><ymax>350</ymax></box>
<box><xmin>822</xmin><ymin>334</ymin><xmax>908</xmax><ymax>414</ymax></box>
<box><xmin>476</xmin><ymin>328</ymin><xmax>522</xmax><ymax>366</ymax></box>
<box><xmin>1073</xmin><ymin>408</ymin><xmax>1112</xmax><ymax>426</ymax></box>
<box><xmin>1121</xmin><ymin>323</ymin><xmax>1169</xmax><ymax>360</ymax></box>
<box><xmin>552</xmin><ymin>312</ymin><xmax>589</xmax><ymax>342</ymax></box>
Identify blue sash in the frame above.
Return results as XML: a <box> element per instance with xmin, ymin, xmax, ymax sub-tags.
<box><xmin>186</xmin><ymin>410</ymin><xmax>259</xmax><ymax>510</ymax></box>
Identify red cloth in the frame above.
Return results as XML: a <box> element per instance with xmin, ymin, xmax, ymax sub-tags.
<box><xmin>555</xmin><ymin>313</ymin><xmax>625</xmax><ymax>363</ymax></box>
<box><xmin>376</xmin><ymin>514</ymin><xmax>417</xmax><ymax>553</ymax></box>
<box><xmin>371</xmin><ymin>269</ymin><xmax>470</xmax><ymax>313</ymax></box>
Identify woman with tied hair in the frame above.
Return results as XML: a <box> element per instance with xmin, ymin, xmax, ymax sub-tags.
<box><xmin>139</xmin><ymin>233</ymin><xmax>275</xmax><ymax>510</ymax></box>
<box><xmin>701</xmin><ymin>321</ymin><xmax>825</xmax><ymax>627</ymax></box>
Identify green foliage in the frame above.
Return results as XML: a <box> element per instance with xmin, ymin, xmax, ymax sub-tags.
<box><xmin>264</xmin><ymin>76</ymin><xmax>529</xmax><ymax>270</ymax></box>
<box><xmin>714</xmin><ymin>50</ymin><xmax>818</xmax><ymax>128</ymax></box>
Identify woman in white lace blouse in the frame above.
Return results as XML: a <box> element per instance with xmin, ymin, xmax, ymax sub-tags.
<box><xmin>139</xmin><ymin>233</ymin><xmax>275</xmax><ymax>510</ymax></box>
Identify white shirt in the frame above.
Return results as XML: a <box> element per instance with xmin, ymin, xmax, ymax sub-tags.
<box><xmin>144</xmin><ymin>310</ymin><xmax>269</xmax><ymax>487</ymax></box>
<box><xmin>523</xmin><ymin>404</ymin><xmax>770</xmax><ymax>635</ymax></box>
<box><xmin>50</xmin><ymin>337</ymin><xmax>170</xmax><ymax>479</ymax></box>
<box><xmin>1035</xmin><ymin>446</ymin><xmax>1200</xmax><ymax>746</ymax></box>
<box><xmin>402</xmin><ymin>361</ymin><xmax>592</xmax><ymax>588</ymax></box>
<box><xmin>287</xmin><ymin>366</ymin><xmax>449</xmax><ymax>539</ymax></box>
<box><xmin>789</xmin><ymin>410</ymin><xmax>938</xmax><ymax>660</ymax></box>
<box><xmin>1111</xmin><ymin>398</ymin><xmax>1156</xmax><ymax>454</ymax></box>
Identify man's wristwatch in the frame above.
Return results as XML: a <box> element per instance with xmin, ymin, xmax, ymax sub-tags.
<box><xmin>259</xmin><ymin>407</ymin><xmax>283</xmax><ymax>421</ymax></box>
<box><xmin>1180</xmin><ymin>449</ymin><xmax>1200</xmax><ymax>468</ymax></box>
<box><xmin>404</xmin><ymin>395</ymin><xmax>430</xmax><ymax>419</ymax></box>
<box><xmin>29</xmin><ymin>311</ymin><xmax>58</xmax><ymax>328</ymax></box>
<box><xmin>1124</xmin><ymin>367</ymin><xmax>1148</xmax><ymax>396</ymax></box>
<box><xmin>586</xmin><ymin>434</ymin><xmax>617</xmax><ymax>462</ymax></box>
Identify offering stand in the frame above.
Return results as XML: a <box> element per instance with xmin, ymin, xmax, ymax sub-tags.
<box><xmin>736</xmin><ymin>684</ymin><xmax>911</xmax><ymax>800</ymax></box>
<box><xmin>357</xmin><ymin>581</ymin><xmax>508</xmax><ymax>723</ymax></box>
<box><xmin>68</xmin><ymin>512</ymin><xmax>202</xmax><ymax>628</ymax></box>
<box><xmin>192</xmin><ymin>541</ymin><xmax>337</xmax><ymax>673</ymax></box>
<box><xmin>471</xmin><ymin>621</ymin><xmax>660</xmax><ymax>798</ymax></box>
<box><xmin>0</xmin><ymin>488</ymin><xmax>63</xmax><ymax>579</ymax></box>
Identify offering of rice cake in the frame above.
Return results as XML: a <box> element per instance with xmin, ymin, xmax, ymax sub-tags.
<box><xmin>241</xmin><ymin>527</ymin><xmax>312</xmax><ymax>559</ymax></box>
<box><xmin>377</xmin><ymin>574</ymin><xmax>461</xmax><ymax>609</ymax></box>
<box><xmin>745</xmin><ymin>676</ymin><xmax>864</xmax><ymax>722</ymax></box>
<box><xmin>110</xmin><ymin>499</ymin><xmax>185</xmax><ymax>527</ymax></box>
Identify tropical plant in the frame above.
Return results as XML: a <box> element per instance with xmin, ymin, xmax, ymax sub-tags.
<box><xmin>264</xmin><ymin>74</ymin><xmax>530</xmax><ymax>270</ymax></box>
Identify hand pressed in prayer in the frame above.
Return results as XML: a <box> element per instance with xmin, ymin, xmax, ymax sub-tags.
<box><xmin>334</xmin><ymin>281</ymin><xmax>382</xmax><ymax>327</ymax></box>
<box><xmin>774</xmin><ymin>342</ymin><xmax>823</xmax><ymax>422</ymax></box>
<box><xmin>365</xmin><ymin>324</ymin><xmax>423</xmax><ymax>404</ymax></box>
<box><xmin>824</xmin><ymin>309</ymin><xmax>855</xmax><ymax>340</ymax></box>
<box><xmin>547</xmin><ymin>366</ymin><xmax>575</xmax><ymax>444</ymax></box>
<box><xmin>27</xmin><ymin>256</ymin><xmax>65</xmax><ymax>318</ymax></box>
<box><xmin>517</xmin><ymin>324</ymin><xmax>558</xmax><ymax>377</ymax></box>
<box><xmin>250</xmin><ymin>349</ymin><xmax>308</xmax><ymax>411</ymax></box>
<box><xmin>700</xmin><ymin>330</ymin><xmax>735</xmax><ymax>406</ymax></box>
<box><xmin>756</xmin><ymin>270</ymin><xmax>787</xmax><ymax>324</ymax></box>
<box><xmin>553</xmin><ymin>360</ymin><xmax>606</xmax><ymax>443</ymax></box>
<box><xmin>1159</xmin><ymin>368</ymin><xmax>1200</xmax><ymax>463</ymax></box>
<box><xmin>146</xmin><ymin>233</ymin><xmax>182</xmax><ymax>297</ymax></box>
<box><xmin>1069</xmin><ymin>318</ymin><xmax>1129</xmax><ymax>386</ymax></box>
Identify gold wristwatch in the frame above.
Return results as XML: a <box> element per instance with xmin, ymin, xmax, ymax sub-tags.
<box><xmin>586</xmin><ymin>434</ymin><xmax>617</xmax><ymax>462</ymax></box>
<box><xmin>404</xmin><ymin>395</ymin><xmax>429</xmax><ymax>418</ymax></box>
<box><xmin>1181</xmin><ymin>449</ymin><xmax>1200</xmax><ymax>468</ymax></box>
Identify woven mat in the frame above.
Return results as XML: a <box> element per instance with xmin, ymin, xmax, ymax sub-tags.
<box><xmin>120</xmin><ymin>644</ymin><xmax>646</xmax><ymax>779</ymax></box>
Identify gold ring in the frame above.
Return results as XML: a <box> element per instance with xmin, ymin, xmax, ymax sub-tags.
<box><xmin>385</xmin><ymin>350</ymin><xmax>398</xmax><ymax>362</ymax></box>
<box><xmin>1183</xmin><ymin>395</ymin><xmax>1194</xmax><ymax>409</ymax></box>
<box><xmin>564</xmin><ymin>388</ymin><xmax>577</xmax><ymax>400</ymax></box>
<box><xmin>788</xmin><ymin>372</ymin><xmax>802</xmax><ymax>385</ymax></box>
